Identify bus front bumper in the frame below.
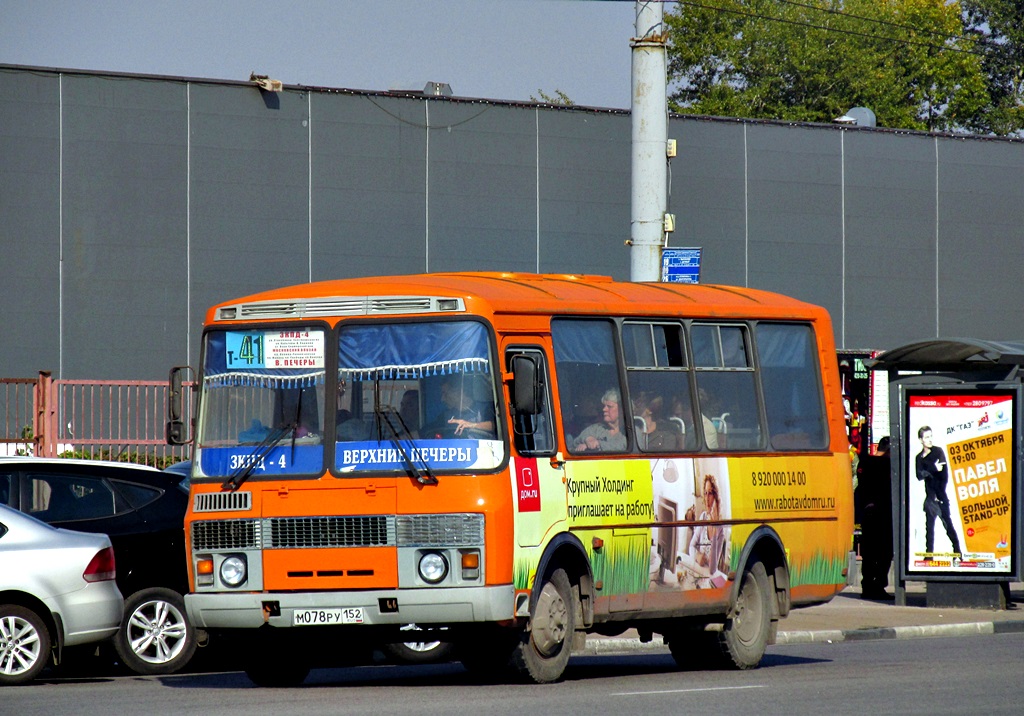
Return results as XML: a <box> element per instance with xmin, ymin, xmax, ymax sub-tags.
<box><xmin>185</xmin><ymin>585</ymin><xmax>515</xmax><ymax>630</ymax></box>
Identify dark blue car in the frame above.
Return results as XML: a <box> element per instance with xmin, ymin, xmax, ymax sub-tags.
<box><xmin>0</xmin><ymin>457</ymin><xmax>197</xmax><ymax>675</ymax></box>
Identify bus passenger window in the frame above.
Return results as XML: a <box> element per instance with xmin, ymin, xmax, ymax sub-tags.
<box><xmin>756</xmin><ymin>323</ymin><xmax>827</xmax><ymax>450</ymax></box>
<box><xmin>623</xmin><ymin>321</ymin><xmax>697</xmax><ymax>452</ymax></box>
<box><xmin>692</xmin><ymin>323</ymin><xmax>762</xmax><ymax>451</ymax></box>
<box><xmin>552</xmin><ymin>320</ymin><xmax>627</xmax><ymax>454</ymax></box>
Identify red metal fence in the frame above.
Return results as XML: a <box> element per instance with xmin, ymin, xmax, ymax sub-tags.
<box><xmin>0</xmin><ymin>372</ymin><xmax>191</xmax><ymax>467</ymax></box>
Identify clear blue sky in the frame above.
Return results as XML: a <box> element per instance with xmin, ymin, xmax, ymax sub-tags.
<box><xmin>1</xmin><ymin>0</ymin><xmax>641</xmax><ymax>109</ymax></box>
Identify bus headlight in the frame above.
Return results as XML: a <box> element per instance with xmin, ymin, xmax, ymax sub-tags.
<box><xmin>220</xmin><ymin>555</ymin><xmax>248</xmax><ymax>587</ymax></box>
<box><xmin>418</xmin><ymin>552</ymin><xmax>448</xmax><ymax>584</ymax></box>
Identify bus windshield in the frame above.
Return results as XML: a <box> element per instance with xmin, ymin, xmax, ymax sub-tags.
<box><xmin>192</xmin><ymin>321</ymin><xmax>504</xmax><ymax>479</ymax></box>
<box><xmin>194</xmin><ymin>326</ymin><xmax>327</xmax><ymax>478</ymax></box>
<box><xmin>334</xmin><ymin>320</ymin><xmax>503</xmax><ymax>473</ymax></box>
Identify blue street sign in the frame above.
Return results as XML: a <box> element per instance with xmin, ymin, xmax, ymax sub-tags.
<box><xmin>661</xmin><ymin>247</ymin><xmax>702</xmax><ymax>284</ymax></box>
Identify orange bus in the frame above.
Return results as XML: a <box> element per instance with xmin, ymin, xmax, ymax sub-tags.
<box><xmin>168</xmin><ymin>272</ymin><xmax>854</xmax><ymax>686</ymax></box>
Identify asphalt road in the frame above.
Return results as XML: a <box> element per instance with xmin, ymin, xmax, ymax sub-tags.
<box><xmin>6</xmin><ymin>631</ymin><xmax>1021</xmax><ymax>716</ymax></box>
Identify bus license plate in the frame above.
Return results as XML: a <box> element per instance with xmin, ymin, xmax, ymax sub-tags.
<box><xmin>293</xmin><ymin>608</ymin><xmax>364</xmax><ymax>626</ymax></box>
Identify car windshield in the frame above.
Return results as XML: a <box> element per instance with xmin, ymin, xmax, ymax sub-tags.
<box><xmin>194</xmin><ymin>327</ymin><xmax>326</xmax><ymax>479</ymax></box>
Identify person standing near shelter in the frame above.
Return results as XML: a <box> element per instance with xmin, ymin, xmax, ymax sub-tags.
<box><xmin>915</xmin><ymin>426</ymin><xmax>962</xmax><ymax>557</ymax></box>
<box><xmin>858</xmin><ymin>437</ymin><xmax>893</xmax><ymax>599</ymax></box>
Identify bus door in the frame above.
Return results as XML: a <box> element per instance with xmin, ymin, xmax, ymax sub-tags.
<box><xmin>505</xmin><ymin>345</ymin><xmax>565</xmax><ymax>548</ymax></box>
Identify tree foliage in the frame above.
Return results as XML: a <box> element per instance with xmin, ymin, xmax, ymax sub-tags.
<box><xmin>530</xmin><ymin>89</ymin><xmax>575</xmax><ymax>106</ymax></box>
<box><xmin>962</xmin><ymin>0</ymin><xmax>1024</xmax><ymax>134</ymax></box>
<box><xmin>665</xmin><ymin>0</ymin><xmax>997</xmax><ymax>133</ymax></box>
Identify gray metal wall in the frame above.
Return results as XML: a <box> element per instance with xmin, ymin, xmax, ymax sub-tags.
<box><xmin>2</xmin><ymin>65</ymin><xmax>1023</xmax><ymax>380</ymax></box>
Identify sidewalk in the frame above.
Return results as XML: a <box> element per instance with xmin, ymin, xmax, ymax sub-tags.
<box><xmin>582</xmin><ymin>582</ymin><xmax>1024</xmax><ymax>655</ymax></box>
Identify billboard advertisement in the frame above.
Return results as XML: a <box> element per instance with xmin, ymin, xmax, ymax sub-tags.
<box><xmin>904</xmin><ymin>392</ymin><xmax>1015</xmax><ymax>576</ymax></box>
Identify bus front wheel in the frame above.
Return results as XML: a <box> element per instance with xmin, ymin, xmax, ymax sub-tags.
<box><xmin>511</xmin><ymin>568</ymin><xmax>576</xmax><ymax>683</ymax></box>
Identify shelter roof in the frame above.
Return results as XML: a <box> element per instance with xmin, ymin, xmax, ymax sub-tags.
<box><xmin>868</xmin><ymin>339</ymin><xmax>1024</xmax><ymax>371</ymax></box>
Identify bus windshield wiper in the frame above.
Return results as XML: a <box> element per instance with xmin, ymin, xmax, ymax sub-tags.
<box><xmin>224</xmin><ymin>389</ymin><xmax>306</xmax><ymax>492</ymax></box>
<box><xmin>373</xmin><ymin>386</ymin><xmax>437</xmax><ymax>486</ymax></box>
<box><xmin>222</xmin><ymin>422</ymin><xmax>297</xmax><ymax>492</ymax></box>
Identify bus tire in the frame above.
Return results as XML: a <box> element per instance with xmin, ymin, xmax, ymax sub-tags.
<box><xmin>718</xmin><ymin>559</ymin><xmax>772</xmax><ymax>669</ymax></box>
<box><xmin>382</xmin><ymin>624</ymin><xmax>453</xmax><ymax>664</ymax></box>
<box><xmin>511</xmin><ymin>568</ymin><xmax>575</xmax><ymax>684</ymax></box>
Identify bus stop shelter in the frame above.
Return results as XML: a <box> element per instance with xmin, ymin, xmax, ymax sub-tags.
<box><xmin>869</xmin><ymin>339</ymin><xmax>1023</xmax><ymax>608</ymax></box>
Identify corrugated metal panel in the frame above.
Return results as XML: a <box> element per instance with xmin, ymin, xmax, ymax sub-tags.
<box><xmin>2</xmin><ymin>64</ymin><xmax>1024</xmax><ymax>383</ymax></box>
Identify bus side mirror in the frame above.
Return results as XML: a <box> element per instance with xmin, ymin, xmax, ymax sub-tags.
<box><xmin>511</xmin><ymin>355</ymin><xmax>542</xmax><ymax>416</ymax></box>
<box><xmin>166</xmin><ymin>419</ymin><xmax>187</xmax><ymax>445</ymax></box>
<box><xmin>167</xmin><ymin>365</ymin><xmax>195</xmax><ymax>445</ymax></box>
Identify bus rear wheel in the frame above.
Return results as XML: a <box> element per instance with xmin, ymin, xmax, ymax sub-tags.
<box><xmin>718</xmin><ymin>559</ymin><xmax>772</xmax><ymax>669</ymax></box>
<box><xmin>511</xmin><ymin>568</ymin><xmax>576</xmax><ymax>683</ymax></box>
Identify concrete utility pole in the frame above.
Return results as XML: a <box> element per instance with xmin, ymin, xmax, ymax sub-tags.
<box><xmin>629</xmin><ymin>1</ymin><xmax>669</xmax><ymax>283</ymax></box>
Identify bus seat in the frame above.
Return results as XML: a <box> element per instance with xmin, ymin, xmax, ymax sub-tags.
<box><xmin>712</xmin><ymin>413</ymin><xmax>730</xmax><ymax>434</ymax></box>
<box><xmin>633</xmin><ymin>416</ymin><xmax>648</xmax><ymax>449</ymax></box>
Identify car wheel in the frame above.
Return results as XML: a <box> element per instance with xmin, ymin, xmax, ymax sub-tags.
<box><xmin>113</xmin><ymin>588</ymin><xmax>197</xmax><ymax>675</ymax></box>
<box><xmin>0</xmin><ymin>604</ymin><xmax>51</xmax><ymax>686</ymax></box>
<box><xmin>382</xmin><ymin>624</ymin><xmax>453</xmax><ymax>664</ymax></box>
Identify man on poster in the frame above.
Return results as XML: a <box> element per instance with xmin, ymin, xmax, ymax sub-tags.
<box><xmin>915</xmin><ymin>426</ymin><xmax>962</xmax><ymax>557</ymax></box>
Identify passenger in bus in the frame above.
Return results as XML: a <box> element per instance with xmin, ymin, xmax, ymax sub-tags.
<box><xmin>572</xmin><ymin>389</ymin><xmax>626</xmax><ymax>452</ymax></box>
<box><xmin>702</xmin><ymin>414</ymin><xmax>719</xmax><ymax>449</ymax></box>
<box><xmin>669</xmin><ymin>392</ymin><xmax>716</xmax><ymax>450</ymax></box>
<box><xmin>398</xmin><ymin>389</ymin><xmax>420</xmax><ymax>433</ymax></box>
<box><xmin>424</xmin><ymin>375</ymin><xmax>495</xmax><ymax>438</ymax></box>
<box><xmin>335</xmin><ymin>378</ymin><xmax>364</xmax><ymax>440</ymax></box>
<box><xmin>696</xmin><ymin>387</ymin><xmax>720</xmax><ymax>450</ymax></box>
<box><xmin>633</xmin><ymin>394</ymin><xmax>680</xmax><ymax>451</ymax></box>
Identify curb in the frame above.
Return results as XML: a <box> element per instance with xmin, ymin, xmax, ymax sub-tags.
<box><xmin>581</xmin><ymin>620</ymin><xmax>1024</xmax><ymax>655</ymax></box>
<box><xmin>776</xmin><ymin>619</ymin><xmax>1024</xmax><ymax>645</ymax></box>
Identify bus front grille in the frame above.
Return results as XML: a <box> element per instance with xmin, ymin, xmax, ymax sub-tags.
<box><xmin>191</xmin><ymin>513</ymin><xmax>483</xmax><ymax>551</ymax></box>
<box><xmin>266</xmin><ymin>515</ymin><xmax>395</xmax><ymax>548</ymax></box>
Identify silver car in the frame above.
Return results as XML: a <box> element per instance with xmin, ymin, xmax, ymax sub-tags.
<box><xmin>0</xmin><ymin>503</ymin><xmax>123</xmax><ymax>686</ymax></box>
